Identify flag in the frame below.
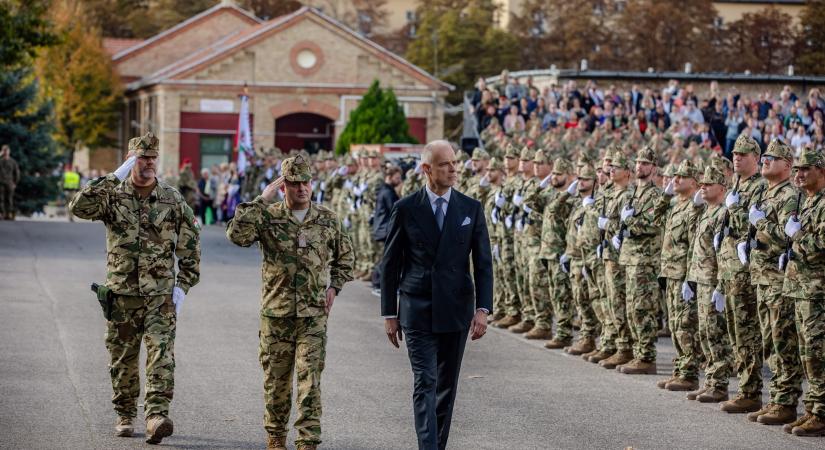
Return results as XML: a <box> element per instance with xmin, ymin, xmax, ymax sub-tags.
<box><xmin>235</xmin><ymin>94</ymin><xmax>253</xmax><ymax>174</ymax></box>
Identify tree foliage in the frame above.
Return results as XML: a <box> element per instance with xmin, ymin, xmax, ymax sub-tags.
<box><xmin>335</xmin><ymin>80</ymin><xmax>417</xmax><ymax>154</ymax></box>
<box><xmin>795</xmin><ymin>0</ymin><xmax>825</xmax><ymax>75</ymax></box>
<box><xmin>725</xmin><ymin>7</ymin><xmax>796</xmax><ymax>74</ymax></box>
<box><xmin>0</xmin><ymin>0</ymin><xmax>59</xmax><ymax>66</ymax></box>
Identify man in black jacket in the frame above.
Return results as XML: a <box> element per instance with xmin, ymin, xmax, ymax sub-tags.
<box><xmin>370</xmin><ymin>165</ymin><xmax>402</xmax><ymax>294</ymax></box>
<box><xmin>380</xmin><ymin>140</ymin><xmax>493</xmax><ymax>450</ymax></box>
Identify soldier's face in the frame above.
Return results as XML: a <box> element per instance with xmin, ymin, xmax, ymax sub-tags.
<box><xmin>472</xmin><ymin>160</ymin><xmax>486</xmax><ymax>172</ymax></box>
<box><xmin>635</xmin><ymin>161</ymin><xmax>654</xmax><ymax>179</ymax></box>
<box><xmin>700</xmin><ymin>183</ymin><xmax>725</xmax><ymax>204</ymax></box>
<box><xmin>551</xmin><ymin>173</ymin><xmax>567</xmax><ymax>188</ymax></box>
<box><xmin>505</xmin><ymin>157</ymin><xmax>518</xmax><ymax>170</ymax></box>
<box><xmin>733</xmin><ymin>152</ymin><xmax>758</xmax><ymax>175</ymax></box>
<box><xmin>519</xmin><ymin>160</ymin><xmax>533</xmax><ymax>176</ymax></box>
<box><xmin>133</xmin><ymin>156</ymin><xmax>157</xmax><ymax>182</ymax></box>
<box><xmin>597</xmin><ymin>169</ymin><xmax>608</xmax><ymax>185</ymax></box>
<box><xmin>610</xmin><ymin>167</ymin><xmax>629</xmax><ymax>184</ymax></box>
<box><xmin>325</xmin><ymin>160</ymin><xmax>337</xmax><ymax>171</ymax></box>
<box><xmin>489</xmin><ymin>170</ymin><xmax>502</xmax><ymax>184</ymax></box>
<box><xmin>796</xmin><ymin>166</ymin><xmax>825</xmax><ymax>191</ymax></box>
<box><xmin>535</xmin><ymin>161</ymin><xmax>552</xmax><ymax>178</ymax></box>
<box><xmin>369</xmin><ymin>157</ymin><xmax>380</xmax><ymax>168</ymax></box>
<box><xmin>282</xmin><ymin>180</ymin><xmax>311</xmax><ymax>207</ymax></box>
<box><xmin>578</xmin><ymin>178</ymin><xmax>594</xmax><ymax>193</ymax></box>
<box><xmin>674</xmin><ymin>176</ymin><xmax>696</xmax><ymax>195</ymax></box>
<box><xmin>760</xmin><ymin>156</ymin><xmax>790</xmax><ymax>180</ymax></box>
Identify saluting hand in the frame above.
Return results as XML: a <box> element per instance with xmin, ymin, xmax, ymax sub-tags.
<box><xmin>261</xmin><ymin>176</ymin><xmax>285</xmax><ymax>201</ymax></box>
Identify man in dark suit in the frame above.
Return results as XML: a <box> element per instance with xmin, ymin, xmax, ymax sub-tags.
<box><xmin>371</xmin><ymin>165</ymin><xmax>402</xmax><ymax>293</ymax></box>
<box><xmin>380</xmin><ymin>140</ymin><xmax>494</xmax><ymax>450</ymax></box>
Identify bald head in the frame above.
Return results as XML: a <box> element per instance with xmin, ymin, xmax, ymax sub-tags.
<box><xmin>421</xmin><ymin>140</ymin><xmax>453</xmax><ymax>165</ymax></box>
<box><xmin>421</xmin><ymin>139</ymin><xmax>457</xmax><ymax>195</ymax></box>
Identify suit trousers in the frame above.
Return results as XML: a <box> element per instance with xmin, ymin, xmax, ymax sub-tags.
<box><xmin>404</xmin><ymin>327</ymin><xmax>469</xmax><ymax>450</ymax></box>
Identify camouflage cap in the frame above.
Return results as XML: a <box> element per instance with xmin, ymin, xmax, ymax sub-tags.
<box><xmin>763</xmin><ymin>139</ymin><xmax>793</xmax><ymax>161</ymax></box>
<box><xmin>520</xmin><ymin>147</ymin><xmax>535</xmax><ymax>161</ymax></box>
<box><xmin>673</xmin><ymin>160</ymin><xmax>700</xmax><ymax>180</ymax></box>
<box><xmin>709</xmin><ymin>155</ymin><xmax>732</xmax><ymax>173</ymax></box>
<box><xmin>662</xmin><ymin>163</ymin><xmax>676</xmax><ymax>178</ymax></box>
<box><xmin>368</xmin><ymin>149</ymin><xmax>380</xmax><ymax>158</ymax></box>
<box><xmin>456</xmin><ymin>150</ymin><xmax>469</xmax><ymax>162</ymax></box>
<box><xmin>635</xmin><ymin>145</ymin><xmax>656</xmax><ymax>164</ymax></box>
<box><xmin>700</xmin><ymin>166</ymin><xmax>726</xmax><ymax>185</ymax></box>
<box><xmin>128</xmin><ymin>132</ymin><xmax>159</xmax><ymax>157</ymax></box>
<box><xmin>281</xmin><ymin>154</ymin><xmax>312</xmax><ymax>182</ymax></box>
<box><xmin>344</xmin><ymin>155</ymin><xmax>357</xmax><ymax>166</ymax></box>
<box><xmin>504</xmin><ymin>144</ymin><xmax>519</xmax><ymax>159</ymax></box>
<box><xmin>793</xmin><ymin>147</ymin><xmax>825</xmax><ymax>169</ymax></box>
<box><xmin>609</xmin><ymin>152</ymin><xmax>632</xmax><ymax>170</ymax></box>
<box><xmin>732</xmin><ymin>134</ymin><xmax>760</xmax><ymax>155</ymax></box>
<box><xmin>533</xmin><ymin>149</ymin><xmax>551</xmax><ymax>164</ymax></box>
<box><xmin>577</xmin><ymin>164</ymin><xmax>597</xmax><ymax>180</ymax></box>
<box><xmin>577</xmin><ymin>153</ymin><xmax>593</xmax><ymax>168</ymax></box>
<box><xmin>472</xmin><ymin>148</ymin><xmax>490</xmax><ymax>161</ymax></box>
<box><xmin>324</xmin><ymin>151</ymin><xmax>336</xmax><ymax>161</ymax></box>
<box><xmin>356</xmin><ymin>147</ymin><xmax>369</xmax><ymax>158</ymax></box>
<box><xmin>488</xmin><ymin>157</ymin><xmax>504</xmax><ymax>171</ymax></box>
<box><xmin>552</xmin><ymin>157</ymin><xmax>574</xmax><ymax>174</ymax></box>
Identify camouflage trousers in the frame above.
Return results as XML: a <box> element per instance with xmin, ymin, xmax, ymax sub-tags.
<box><xmin>604</xmin><ymin>261</ymin><xmax>631</xmax><ymax>352</ymax></box>
<box><xmin>527</xmin><ymin>254</ymin><xmax>552</xmax><ymax>330</ymax></box>
<box><xmin>756</xmin><ymin>284</ymin><xmax>802</xmax><ymax>406</ymax></box>
<box><xmin>586</xmin><ymin>260</ymin><xmax>616</xmax><ymax>353</ymax></box>
<box><xmin>514</xmin><ymin>234</ymin><xmax>534</xmax><ymax>321</ymax></box>
<box><xmin>571</xmin><ymin>260</ymin><xmax>598</xmax><ymax>339</ymax></box>
<box><xmin>356</xmin><ymin>212</ymin><xmax>374</xmax><ymax>273</ymax></box>
<box><xmin>696</xmin><ymin>283</ymin><xmax>733</xmax><ymax>389</ymax></box>
<box><xmin>665</xmin><ymin>279</ymin><xmax>699</xmax><ymax>380</ymax></box>
<box><xmin>548</xmin><ymin>258</ymin><xmax>573</xmax><ymax>340</ymax></box>
<box><xmin>0</xmin><ymin>182</ymin><xmax>14</xmax><ymax>217</ymax></box>
<box><xmin>625</xmin><ymin>265</ymin><xmax>660</xmax><ymax>362</ymax></box>
<box><xmin>721</xmin><ymin>275</ymin><xmax>762</xmax><ymax>397</ymax></box>
<box><xmin>492</xmin><ymin>242</ymin><xmax>506</xmax><ymax>315</ymax></box>
<box><xmin>499</xmin><ymin>235</ymin><xmax>521</xmax><ymax>316</ymax></box>
<box><xmin>795</xmin><ymin>297</ymin><xmax>825</xmax><ymax>418</ymax></box>
<box><xmin>259</xmin><ymin>315</ymin><xmax>328</xmax><ymax>445</ymax></box>
<box><xmin>105</xmin><ymin>294</ymin><xmax>176</xmax><ymax>419</ymax></box>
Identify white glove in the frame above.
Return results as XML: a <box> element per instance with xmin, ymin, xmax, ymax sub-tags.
<box><xmin>490</xmin><ymin>210</ymin><xmax>498</xmax><ymax>225</ymax></box>
<box><xmin>620</xmin><ymin>206</ymin><xmax>635</xmax><ymax>223</ymax></box>
<box><xmin>778</xmin><ymin>253</ymin><xmax>788</xmax><ymax>271</ymax></box>
<box><xmin>515</xmin><ymin>218</ymin><xmax>524</xmax><ymax>232</ymax></box>
<box><xmin>581</xmin><ymin>266</ymin><xmax>589</xmax><ymax>280</ymax></box>
<box><xmin>172</xmin><ymin>287</ymin><xmax>185</xmax><ymax>315</ymax></box>
<box><xmin>712</xmin><ymin>289</ymin><xmax>726</xmax><ymax>312</ymax></box>
<box><xmin>681</xmin><ymin>281</ymin><xmax>694</xmax><ymax>301</ymax></box>
<box><xmin>539</xmin><ymin>174</ymin><xmax>552</xmax><ymax>189</ymax></box>
<box><xmin>343</xmin><ymin>217</ymin><xmax>351</xmax><ymax>228</ymax></box>
<box><xmin>492</xmin><ymin>244</ymin><xmax>500</xmax><ymax>261</ymax></box>
<box><xmin>597</xmin><ymin>216</ymin><xmax>609</xmax><ymax>230</ymax></box>
<box><xmin>505</xmin><ymin>216</ymin><xmax>513</xmax><ymax>229</ymax></box>
<box><xmin>693</xmin><ymin>191</ymin><xmax>705</xmax><ymax>206</ymax></box>
<box><xmin>596</xmin><ymin>244</ymin><xmax>603</xmax><ymax>258</ymax></box>
<box><xmin>736</xmin><ymin>241</ymin><xmax>749</xmax><ymax>265</ymax></box>
<box><xmin>464</xmin><ymin>159</ymin><xmax>473</xmax><ymax>170</ymax></box>
<box><xmin>784</xmin><ymin>217</ymin><xmax>801</xmax><ymax>238</ymax></box>
<box><xmin>352</xmin><ymin>186</ymin><xmax>363</xmax><ymax>197</ymax></box>
<box><xmin>560</xmin><ymin>253</ymin><xmax>570</xmax><ymax>265</ymax></box>
<box><xmin>320</xmin><ymin>181</ymin><xmax>327</xmax><ymax>191</ymax></box>
<box><xmin>344</xmin><ymin>180</ymin><xmax>354</xmax><ymax>190</ymax></box>
<box><xmin>725</xmin><ymin>191</ymin><xmax>740</xmax><ymax>208</ymax></box>
<box><xmin>495</xmin><ymin>193</ymin><xmax>506</xmax><ymax>208</ymax></box>
<box><xmin>337</xmin><ymin>166</ymin><xmax>348</xmax><ymax>176</ymax></box>
<box><xmin>566</xmin><ymin>179</ymin><xmax>579</xmax><ymax>196</ymax></box>
<box><xmin>359</xmin><ymin>182</ymin><xmax>368</xmax><ymax>192</ymax></box>
<box><xmin>113</xmin><ymin>156</ymin><xmax>137</xmax><ymax>181</ymax></box>
<box><xmin>523</xmin><ymin>204</ymin><xmax>533</xmax><ymax>214</ymax></box>
<box><xmin>414</xmin><ymin>163</ymin><xmax>423</xmax><ymax>174</ymax></box>
<box><xmin>713</xmin><ymin>232</ymin><xmax>722</xmax><ymax>251</ymax></box>
<box><xmin>513</xmin><ymin>193</ymin><xmax>523</xmax><ymax>207</ymax></box>
<box><xmin>582</xmin><ymin>196</ymin><xmax>595</xmax><ymax>207</ymax></box>
<box><xmin>479</xmin><ymin>175</ymin><xmax>490</xmax><ymax>187</ymax></box>
<box><xmin>611</xmin><ymin>235</ymin><xmax>621</xmax><ymax>250</ymax></box>
<box><xmin>664</xmin><ymin>180</ymin><xmax>675</xmax><ymax>196</ymax></box>
<box><xmin>748</xmin><ymin>204</ymin><xmax>766</xmax><ymax>226</ymax></box>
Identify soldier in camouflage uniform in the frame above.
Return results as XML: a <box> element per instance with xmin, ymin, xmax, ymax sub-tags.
<box><xmin>464</xmin><ymin>149</ymin><xmax>491</xmax><ymax>202</ymax></box>
<box><xmin>68</xmin><ymin>132</ymin><xmax>201</xmax><ymax>444</ymax></box>
<box><xmin>0</xmin><ymin>145</ymin><xmax>20</xmax><ymax>220</ymax></box>
<box><xmin>717</xmin><ymin>135</ymin><xmax>767</xmax><ymax>414</ymax></box>
<box><xmin>492</xmin><ymin>145</ymin><xmax>523</xmax><ymax>328</ymax></box>
<box><xmin>782</xmin><ymin>148</ymin><xmax>825</xmax><ymax>436</ymax></box>
<box><xmin>483</xmin><ymin>158</ymin><xmax>507</xmax><ymax>322</ymax></box>
<box><xmin>226</xmin><ymin>155</ymin><xmax>354</xmax><ymax>450</ymax></box>
<box><xmin>745</xmin><ymin>140</ymin><xmax>803</xmax><ymax>425</ymax></box>
<box><xmin>508</xmin><ymin>147</ymin><xmax>538</xmax><ymax>333</ymax></box>
<box><xmin>685</xmin><ymin>166</ymin><xmax>733</xmax><ymax>403</ymax></box>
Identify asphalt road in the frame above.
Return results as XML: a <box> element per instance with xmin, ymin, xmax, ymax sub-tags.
<box><xmin>1</xmin><ymin>220</ymin><xmax>823</xmax><ymax>450</ymax></box>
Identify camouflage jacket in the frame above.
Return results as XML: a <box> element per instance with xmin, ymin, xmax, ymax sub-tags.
<box><xmin>783</xmin><ymin>189</ymin><xmax>825</xmax><ymax>300</ymax></box>
<box><xmin>500</xmin><ymin>174</ymin><xmax>522</xmax><ymax>235</ymax></box>
<box><xmin>68</xmin><ymin>174</ymin><xmax>201</xmax><ymax>296</ymax></box>
<box><xmin>750</xmin><ymin>179</ymin><xmax>800</xmax><ymax>286</ymax></box>
<box><xmin>577</xmin><ymin>187</ymin><xmax>605</xmax><ymax>268</ymax></box>
<box><xmin>566</xmin><ymin>196</ymin><xmax>586</xmax><ymax>259</ymax></box>
<box><xmin>718</xmin><ymin>173</ymin><xmax>765</xmax><ymax>280</ymax></box>
<box><xmin>517</xmin><ymin>177</ymin><xmax>541</xmax><ymax>244</ymax></box>
<box><xmin>484</xmin><ymin>183</ymin><xmax>504</xmax><ymax>247</ymax></box>
<box><xmin>687</xmin><ymin>204</ymin><xmax>725</xmax><ymax>285</ymax></box>
<box><xmin>539</xmin><ymin>189</ymin><xmax>577</xmax><ymax>260</ymax></box>
<box><xmin>602</xmin><ymin>184</ymin><xmax>631</xmax><ymax>263</ymax></box>
<box><xmin>226</xmin><ymin>198</ymin><xmax>354</xmax><ymax>317</ymax></box>
<box><xmin>0</xmin><ymin>157</ymin><xmax>20</xmax><ymax>184</ymax></box>
<box><xmin>659</xmin><ymin>194</ymin><xmax>702</xmax><ymax>280</ymax></box>
<box><xmin>619</xmin><ymin>180</ymin><xmax>664</xmax><ymax>267</ymax></box>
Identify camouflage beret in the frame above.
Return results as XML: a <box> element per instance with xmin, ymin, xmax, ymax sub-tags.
<box><xmin>519</xmin><ymin>147</ymin><xmax>535</xmax><ymax>161</ymax></box>
<box><xmin>763</xmin><ymin>139</ymin><xmax>793</xmax><ymax>161</ymax></box>
<box><xmin>281</xmin><ymin>155</ymin><xmax>312</xmax><ymax>182</ymax></box>
<box><xmin>533</xmin><ymin>149</ymin><xmax>551</xmax><ymax>164</ymax></box>
<box><xmin>488</xmin><ymin>157</ymin><xmax>504</xmax><ymax>171</ymax></box>
<box><xmin>552</xmin><ymin>157</ymin><xmax>574</xmax><ymax>174</ymax></box>
<box><xmin>732</xmin><ymin>134</ymin><xmax>760</xmax><ymax>155</ymax></box>
<box><xmin>700</xmin><ymin>166</ymin><xmax>726</xmax><ymax>185</ymax></box>
<box><xmin>609</xmin><ymin>152</ymin><xmax>632</xmax><ymax>170</ymax></box>
<box><xmin>794</xmin><ymin>147</ymin><xmax>825</xmax><ymax>169</ymax></box>
<box><xmin>504</xmin><ymin>144</ymin><xmax>520</xmax><ymax>159</ymax></box>
<box><xmin>635</xmin><ymin>145</ymin><xmax>656</xmax><ymax>164</ymax></box>
<box><xmin>471</xmin><ymin>148</ymin><xmax>490</xmax><ymax>161</ymax></box>
<box><xmin>673</xmin><ymin>160</ymin><xmax>700</xmax><ymax>180</ymax></box>
<box><xmin>577</xmin><ymin>164</ymin><xmax>597</xmax><ymax>180</ymax></box>
<box><xmin>128</xmin><ymin>132</ymin><xmax>159</xmax><ymax>157</ymax></box>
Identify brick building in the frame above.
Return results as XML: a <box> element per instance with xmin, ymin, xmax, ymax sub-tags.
<box><xmin>104</xmin><ymin>1</ymin><xmax>450</xmax><ymax>175</ymax></box>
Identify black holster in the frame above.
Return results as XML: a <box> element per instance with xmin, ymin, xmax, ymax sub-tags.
<box><xmin>91</xmin><ymin>283</ymin><xmax>115</xmax><ymax>321</ymax></box>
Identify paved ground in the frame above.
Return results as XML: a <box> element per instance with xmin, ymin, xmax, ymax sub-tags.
<box><xmin>1</xmin><ymin>220</ymin><xmax>824</xmax><ymax>450</ymax></box>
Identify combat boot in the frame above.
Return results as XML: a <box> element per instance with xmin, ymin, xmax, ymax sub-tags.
<box><xmin>267</xmin><ymin>435</ymin><xmax>287</xmax><ymax>450</ymax></box>
<box><xmin>665</xmin><ymin>377</ymin><xmax>699</xmax><ymax>392</ymax></box>
<box><xmin>793</xmin><ymin>415</ymin><xmax>825</xmax><ymax>437</ymax></box>
<box><xmin>619</xmin><ymin>359</ymin><xmax>657</xmax><ymax>375</ymax></box>
<box><xmin>544</xmin><ymin>336</ymin><xmax>572</xmax><ymax>349</ymax></box>
<box><xmin>487</xmin><ymin>312</ymin><xmax>505</xmax><ymax>324</ymax></box>
<box><xmin>697</xmin><ymin>387</ymin><xmax>729</xmax><ymax>403</ymax></box>
<box><xmin>720</xmin><ymin>393</ymin><xmax>761</xmax><ymax>413</ymax></box>
<box><xmin>145</xmin><ymin>415</ymin><xmax>174</xmax><ymax>445</ymax></box>
<box><xmin>587</xmin><ymin>349</ymin><xmax>615</xmax><ymax>363</ymax></box>
<box><xmin>757</xmin><ymin>404</ymin><xmax>797</xmax><ymax>425</ymax></box>
<box><xmin>747</xmin><ymin>403</ymin><xmax>775</xmax><ymax>422</ymax></box>
<box><xmin>686</xmin><ymin>386</ymin><xmax>709</xmax><ymax>401</ymax></box>
<box><xmin>115</xmin><ymin>416</ymin><xmax>133</xmax><ymax>437</ymax></box>
<box><xmin>565</xmin><ymin>337</ymin><xmax>595</xmax><ymax>355</ymax></box>
<box><xmin>581</xmin><ymin>348</ymin><xmax>600</xmax><ymax>361</ymax></box>
<box><xmin>784</xmin><ymin>410</ymin><xmax>813</xmax><ymax>434</ymax></box>
<box><xmin>508</xmin><ymin>320</ymin><xmax>534</xmax><ymax>334</ymax></box>
<box><xmin>524</xmin><ymin>326</ymin><xmax>552</xmax><ymax>340</ymax></box>
<box><xmin>598</xmin><ymin>349</ymin><xmax>632</xmax><ymax>369</ymax></box>
<box><xmin>657</xmin><ymin>376</ymin><xmax>677</xmax><ymax>389</ymax></box>
<box><xmin>493</xmin><ymin>315</ymin><xmax>520</xmax><ymax>328</ymax></box>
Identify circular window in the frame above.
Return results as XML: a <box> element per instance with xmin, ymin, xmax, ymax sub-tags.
<box><xmin>296</xmin><ymin>50</ymin><xmax>317</xmax><ymax>69</ymax></box>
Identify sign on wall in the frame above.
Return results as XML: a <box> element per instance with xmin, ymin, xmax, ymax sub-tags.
<box><xmin>200</xmin><ymin>99</ymin><xmax>235</xmax><ymax>113</ymax></box>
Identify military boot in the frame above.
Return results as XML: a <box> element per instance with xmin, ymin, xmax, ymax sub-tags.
<box><xmin>115</xmin><ymin>416</ymin><xmax>133</xmax><ymax>437</ymax></box>
<box><xmin>598</xmin><ymin>349</ymin><xmax>633</xmax><ymax>369</ymax></box>
<box><xmin>267</xmin><ymin>435</ymin><xmax>287</xmax><ymax>450</ymax></box>
<box><xmin>145</xmin><ymin>415</ymin><xmax>174</xmax><ymax>445</ymax></box>
<box><xmin>686</xmin><ymin>386</ymin><xmax>709</xmax><ymax>401</ymax></box>
<box><xmin>587</xmin><ymin>349</ymin><xmax>615</xmax><ymax>363</ymax></box>
<box><xmin>697</xmin><ymin>387</ymin><xmax>729</xmax><ymax>403</ymax></box>
<box><xmin>524</xmin><ymin>326</ymin><xmax>552</xmax><ymax>340</ymax></box>
<box><xmin>757</xmin><ymin>404</ymin><xmax>797</xmax><ymax>425</ymax></box>
<box><xmin>665</xmin><ymin>377</ymin><xmax>699</xmax><ymax>392</ymax></box>
<box><xmin>657</xmin><ymin>376</ymin><xmax>677</xmax><ymax>389</ymax></box>
<box><xmin>493</xmin><ymin>315</ymin><xmax>520</xmax><ymax>328</ymax></box>
<box><xmin>720</xmin><ymin>393</ymin><xmax>761</xmax><ymax>413</ymax></box>
<box><xmin>565</xmin><ymin>337</ymin><xmax>595</xmax><ymax>355</ymax></box>
<box><xmin>747</xmin><ymin>403</ymin><xmax>775</xmax><ymax>422</ymax></box>
<box><xmin>544</xmin><ymin>336</ymin><xmax>572</xmax><ymax>349</ymax></box>
<box><xmin>487</xmin><ymin>312</ymin><xmax>505</xmax><ymax>324</ymax></box>
<box><xmin>619</xmin><ymin>359</ymin><xmax>657</xmax><ymax>375</ymax></box>
<box><xmin>508</xmin><ymin>320</ymin><xmax>534</xmax><ymax>334</ymax></box>
<box><xmin>793</xmin><ymin>415</ymin><xmax>825</xmax><ymax>437</ymax></box>
<box><xmin>581</xmin><ymin>349</ymin><xmax>600</xmax><ymax>361</ymax></box>
<box><xmin>784</xmin><ymin>410</ymin><xmax>813</xmax><ymax>434</ymax></box>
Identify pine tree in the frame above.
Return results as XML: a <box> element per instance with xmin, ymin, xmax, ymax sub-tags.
<box><xmin>335</xmin><ymin>80</ymin><xmax>417</xmax><ymax>154</ymax></box>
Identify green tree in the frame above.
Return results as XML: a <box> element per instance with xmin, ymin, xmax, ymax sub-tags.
<box><xmin>0</xmin><ymin>0</ymin><xmax>59</xmax><ymax>65</ymax></box>
<box><xmin>725</xmin><ymin>7</ymin><xmax>796</xmax><ymax>74</ymax></box>
<box><xmin>795</xmin><ymin>0</ymin><xmax>825</xmax><ymax>75</ymax></box>
<box><xmin>335</xmin><ymin>80</ymin><xmax>417</xmax><ymax>154</ymax></box>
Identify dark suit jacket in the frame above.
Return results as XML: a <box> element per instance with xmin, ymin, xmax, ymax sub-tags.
<box><xmin>372</xmin><ymin>182</ymin><xmax>399</xmax><ymax>242</ymax></box>
<box><xmin>380</xmin><ymin>187</ymin><xmax>493</xmax><ymax>333</ymax></box>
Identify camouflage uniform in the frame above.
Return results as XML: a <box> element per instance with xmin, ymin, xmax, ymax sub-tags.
<box><xmin>177</xmin><ymin>165</ymin><xmax>199</xmax><ymax>211</ymax></box>
<box><xmin>483</xmin><ymin>159</ymin><xmax>506</xmax><ymax>319</ymax></box>
<box><xmin>568</xmin><ymin>164</ymin><xmax>600</xmax><ymax>349</ymax></box>
<box><xmin>0</xmin><ymin>152</ymin><xmax>20</xmax><ymax>219</ymax></box>
<box><xmin>494</xmin><ymin>146</ymin><xmax>524</xmax><ymax>325</ymax></box>
<box><xmin>68</xmin><ymin>132</ymin><xmax>201</xmax><ymax>420</ymax></box>
<box><xmin>226</xmin><ymin>155</ymin><xmax>354</xmax><ymax>446</ymax></box>
<box><xmin>582</xmin><ymin>175</ymin><xmax>616</xmax><ymax>357</ymax></box>
<box><xmin>512</xmin><ymin>148</ymin><xmax>538</xmax><ymax>327</ymax></box>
